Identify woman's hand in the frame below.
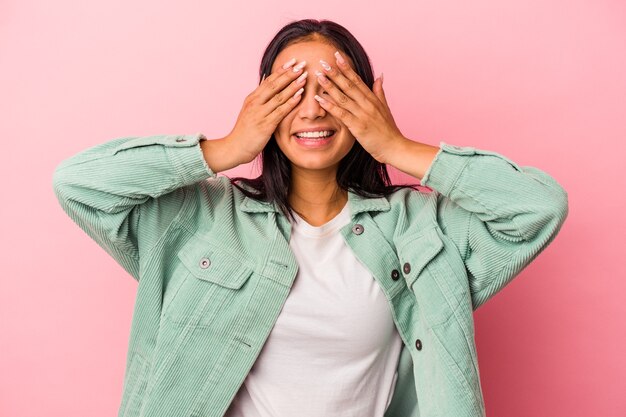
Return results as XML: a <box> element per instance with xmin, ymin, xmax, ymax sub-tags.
<box><xmin>225</xmin><ymin>59</ymin><xmax>308</xmax><ymax>165</ymax></box>
<box><xmin>313</xmin><ymin>51</ymin><xmax>407</xmax><ymax>164</ymax></box>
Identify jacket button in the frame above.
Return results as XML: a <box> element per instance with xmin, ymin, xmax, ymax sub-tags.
<box><xmin>391</xmin><ymin>269</ymin><xmax>400</xmax><ymax>280</ymax></box>
<box><xmin>415</xmin><ymin>339</ymin><xmax>422</xmax><ymax>350</ymax></box>
<box><xmin>352</xmin><ymin>224</ymin><xmax>364</xmax><ymax>235</ymax></box>
<box><xmin>403</xmin><ymin>262</ymin><xmax>411</xmax><ymax>274</ymax></box>
<box><xmin>175</xmin><ymin>137</ymin><xmax>187</xmax><ymax>142</ymax></box>
<box><xmin>199</xmin><ymin>258</ymin><xmax>211</xmax><ymax>269</ymax></box>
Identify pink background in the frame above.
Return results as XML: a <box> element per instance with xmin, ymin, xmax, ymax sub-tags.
<box><xmin>2</xmin><ymin>1</ymin><xmax>624</xmax><ymax>416</ymax></box>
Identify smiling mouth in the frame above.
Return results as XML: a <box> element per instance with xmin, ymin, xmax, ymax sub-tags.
<box><xmin>291</xmin><ymin>131</ymin><xmax>337</xmax><ymax>148</ymax></box>
<box><xmin>293</xmin><ymin>130</ymin><xmax>336</xmax><ymax>139</ymax></box>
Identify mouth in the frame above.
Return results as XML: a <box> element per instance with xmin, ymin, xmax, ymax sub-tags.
<box><xmin>291</xmin><ymin>130</ymin><xmax>337</xmax><ymax>148</ymax></box>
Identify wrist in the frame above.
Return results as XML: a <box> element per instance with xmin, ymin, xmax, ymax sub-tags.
<box><xmin>380</xmin><ymin>135</ymin><xmax>411</xmax><ymax>165</ymax></box>
<box><xmin>200</xmin><ymin>136</ymin><xmax>245</xmax><ymax>174</ymax></box>
<box><xmin>383</xmin><ymin>137</ymin><xmax>440</xmax><ymax>180</ymax></box>
<box><xmin>222</xmin><ymin>134</ymin><xmax>256</xmax><ymax>166</ymax></box>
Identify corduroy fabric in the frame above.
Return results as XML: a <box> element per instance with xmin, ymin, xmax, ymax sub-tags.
<box><xmin>52</xmin><ymin>133</ymin><xmax>568</xmax><ymax>417</ymax></box>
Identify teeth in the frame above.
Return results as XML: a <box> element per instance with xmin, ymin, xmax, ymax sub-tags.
<box><xmin>295</xmin><ymin>130</ymin><xmax>334</xmax><ymax>138</ymax></box>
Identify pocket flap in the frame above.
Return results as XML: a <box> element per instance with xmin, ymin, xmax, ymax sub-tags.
<box><xmin>397</xmin><ymin>227</ymin><xmax>444</xmax><ymax>289</ymax></box>
<box><xmin>177</xmin><ymin>236</ymin><xmax>253</xmax><ymax>290</ymax></box>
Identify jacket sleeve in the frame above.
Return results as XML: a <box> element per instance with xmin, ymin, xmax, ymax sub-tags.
<box><xmin>52</xmin><ymin>132</ymin><xmax>217</xmax><ymax>281</ymax></box>
<box><xmin>419</xmin><ymin>142</ymin><xmax>569</xmax><ymax>311</ymax></box>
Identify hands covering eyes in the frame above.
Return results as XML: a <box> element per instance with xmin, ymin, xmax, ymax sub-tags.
<box><xmin>309</xmin><ymin>50</ymin><xmax>406</xmax><ymax>163</ymax></box>
<box><xmin>225</xmin><ymin>50</ymin><xmax>406</xmax><ymax>165</ymax></box>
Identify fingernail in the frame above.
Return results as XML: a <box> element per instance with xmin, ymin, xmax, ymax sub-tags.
<box><xmin>293</xmin><ymin>60</ymin><xmax>307</xmax><ymax>72</ymax></box>
<box><xmin>293</xmin><ymin>87</ymin><xmax>304</xmax><ymax>99</ymax></box>
<box><xmin>381</xmin><ymin>72</ymin><xmax>384</xmax><ymax>84</ymax></box>
<box><xmin>320</xmin><ymin>59</ymin><xmax>331</xmax><ymax>72</ymax></box>
<box><xmin>314</xmin><ymin>94</ymin><xmax>327</xmax><ymax>104</ymax></box>
<box><xmin>296</xmin><ymin>71</ymin><xmax>308</xmax><ymax>84</ymax></box>
<box><xmin>315</xmin><ymin>70</ymin><xmax>328</xmax><ymax>83</ymax></box>
<box><xmin>334</xmin><ymin>51</ymin><xmax>346</xmax><ymax>65</ymax></box>
<box><xmin>282</xmin><ymin>58</ymin><xmax>297</xmax><ymax>69</ymax></box>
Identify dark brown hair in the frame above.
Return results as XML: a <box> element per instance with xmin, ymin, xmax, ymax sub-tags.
<box><xmin>229</xmin><ymin>18</ymin><xmax>421</xmax><ymax>222</ymax></box>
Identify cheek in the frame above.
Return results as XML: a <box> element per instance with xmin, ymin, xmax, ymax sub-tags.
<box><xmin>273</xmin><ymin>120</ymin><xmax>290</xmax><ymax>140</ymax></box>
<box><xmin>341</xmin><ymin>134</ymin><xmax>357</xmax><ymax>153</ymax></box>
<box><xmin>340</xmin><ymin>129</ymin><xmax>356</xmax><ymax>143</ymax></box>
<box><xmin>277</xmin><ymin>112</ymin><xmax>295</xmax><ymax>131</ymax></box>
<box><xmin>273</xmin><ymin>127</ymin><xmax>292</xmax><ymax>152</ymax></box>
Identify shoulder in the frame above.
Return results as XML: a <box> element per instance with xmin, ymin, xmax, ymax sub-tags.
<box><xmin>386</xmin><ymin>184</ymin><xmax>438</xmax><ymax>209</ymax></box>
<box><xmin>172</xmin><ymin>176</ymin><xmax>241</xmax><ymax>230</ymax></box>
<box><xmin>384</xmin><ymin>185</ymin><xmax>441</xmax><ymax>225</ymax></box>
<box><xmin>184</xmin><ymin>175</ymin><xmax>241</xmax><ymax>207</ymax></box>
<box><xmin>364</xmin><ymin>185</ymin><xmax>442</xmax><ymax>242</ymax></box>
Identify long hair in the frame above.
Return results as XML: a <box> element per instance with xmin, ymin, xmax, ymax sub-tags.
<box><xmin>229</xmin><ymin>18</ymin><xmax>421</xmax><ymax>222</ymax></box>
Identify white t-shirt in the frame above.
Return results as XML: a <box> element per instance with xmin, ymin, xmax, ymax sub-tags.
<box><xmin>224</xmin><ymin>201</ymin><xmax>403</xmax><ymax>417</ymax></box>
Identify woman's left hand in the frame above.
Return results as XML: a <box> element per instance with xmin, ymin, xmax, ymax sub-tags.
<box><xmin>314</xmin><ymin>50</ymin><xmax>407</xmax><ymax>164</ymax></box>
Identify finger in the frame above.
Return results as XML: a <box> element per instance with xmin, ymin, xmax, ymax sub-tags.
<box><xmin>313</xmin><ymin>93</ymin><xmax>358</xmax><ymax>129</ymax></box>
<box><xmin>261</xmin><ymin>69</ymin><xmax>308</xmax><ymax>118</ymax></box>
<box><xmin>374</xmin><ymin>75</ymin><xmax>389</xmax><ymax>108</ymax></box>
<box><xmin>318</xmin><ymin>57</ymin><xmax>370</xmax><ymax>112</ymax></box>
<box><xmin>331</xmin><ymin>51</ymin><xmax>375</xmax><ymax>99</ymax></box>
<box><xmin>266</xmin><ymin>84</ymin><xmax>306</xmax><ymax>125</ymax></box>
<box><xmin>374</xmin><ymin>75</ymin><xmax>397</xmax><ymax>122</ymax></box>
<box><xmin>258</xmin><ymin>59</ymin><xmax>306</xmax><ymax>104</ymax></box>
<box><xmin>315</xmin><ymin>70</ymin><xmax>363</xmax><ymax>117</ymax></box>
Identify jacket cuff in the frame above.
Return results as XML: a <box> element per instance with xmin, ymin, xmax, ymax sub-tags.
<box><xmin>161</xmin><ymin>133</ymin><xmax>218</xmax><ymax>183</ymax></box>
<box><xmin>419</xmin><ymin>141</ymin><xmax>523</xmax><ymax>195</ymax></box>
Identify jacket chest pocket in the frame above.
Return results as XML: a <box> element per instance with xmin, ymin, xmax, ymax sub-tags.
<box><xmin>397</xmin><ymin>227</ymin><xmax>469</xmax><ymax>328</ymax></box>
<box><xmin>162</xmin><ymin>234</ymin><xmax>254</xmax><ymax>328</ymax></box>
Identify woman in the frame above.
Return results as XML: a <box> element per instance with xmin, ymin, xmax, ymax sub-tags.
<box><xmin>52</xmin><ymin>19</ymin><xmax>568</xmax><ymax>417</ymax></box>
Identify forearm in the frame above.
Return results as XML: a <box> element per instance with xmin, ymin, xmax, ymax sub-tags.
<box><xmin>385</xmin><ymin>136</ymin><xmax>568</xmax><ymax>243</ymax></box>
<box><xmin>53</xmin><ymin>133</ymin><xmax>215</xmax><ymax>212</ymax></box>
<box><xmin>52</xmin><ymin>133</ymin><xmax>216</xmax><ymax>279</ymax></box>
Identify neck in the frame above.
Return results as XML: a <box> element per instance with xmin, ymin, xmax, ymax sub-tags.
<box><xmin>288</xmin><ymin>166</ymin><xmax>348</xmax><ymax>225</ymax></box>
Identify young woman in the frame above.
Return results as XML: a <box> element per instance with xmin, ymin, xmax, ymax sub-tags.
<box><xmin>53</xmin><ymin>19</ymin><xmax>568</xmax><ymax>417</ymax></box>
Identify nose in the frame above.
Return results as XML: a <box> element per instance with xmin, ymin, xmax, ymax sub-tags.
<box><xmin>295</xmin><ymin>76</ymin><xmax>326</xmax><ymax>119</ymax></box>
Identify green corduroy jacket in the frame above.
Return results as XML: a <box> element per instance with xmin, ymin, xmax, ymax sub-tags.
<box><xmin>52</xmin><ymin>132</ymin><xmax>568</xmax><ymax>417</ymax></box>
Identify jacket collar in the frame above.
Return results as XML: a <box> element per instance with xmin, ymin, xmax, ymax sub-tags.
<box><xmin>239</xmin><ymin>187</ymin><xmax>391</xmax><ymax>217</ymax></box>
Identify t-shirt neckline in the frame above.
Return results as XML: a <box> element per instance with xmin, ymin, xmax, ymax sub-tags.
<box><xmin>291</xmin><ymin>201</ymin><xmax>350</xmax><ymax>238</ymax></box>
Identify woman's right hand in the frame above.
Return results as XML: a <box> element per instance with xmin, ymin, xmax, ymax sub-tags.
<box><xmin>225</xmin><ymin>59</ymin><xmax>308</xmax><ymax>165</ymax></box>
